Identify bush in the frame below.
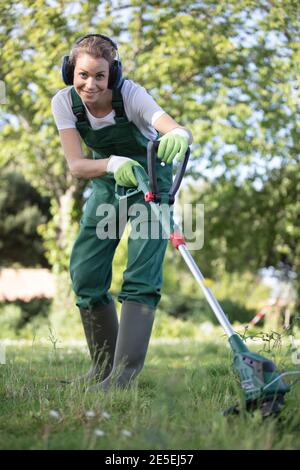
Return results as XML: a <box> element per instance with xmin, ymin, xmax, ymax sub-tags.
<box><xmin>47</xmin><ymin>272</ymin><xmax>83</xmax><ymax>340</ymax></box>
<box><xmin>161</xmin><ymin>268</ymin><xmax>270</xmax><ymax>325</ymax></box>
<box><xmin>0</xmin><ymin>269</ymin><xmax>271</xmax><ymax>340</ymax></box>
<box><xmin>152</xmin><ymin>308</ymin><xmax>199</xmax><ymax>338</ymax></box>
<box><xmin>0</xmin><ymin>303</ymin><xmax>22</xmax><ymax>339</ymax></box>
<box><xmin>0</xmin><ymin>299</ymin><xmax>52</xmax><ymax>339</ymax></box>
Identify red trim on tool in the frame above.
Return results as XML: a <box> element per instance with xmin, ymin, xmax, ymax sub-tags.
<box><xmin>170</xmin><ymin>232</ymin><xmax>186</xmax><ymax>249</ymax></box>
<box><xmin>250</xmin><ymin>308</ymin><xmax>268</xmax><ymax>326</ymax></box>
<box><xmin>145</xmin><ymin>192</ymin><xmax>155</xmax><ymax>202</ymax></box>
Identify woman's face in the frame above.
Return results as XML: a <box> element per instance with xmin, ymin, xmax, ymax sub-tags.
<box><xmin>73</xmin><ymin>53</ymin><xmax>110</xmax><ymax>104</ymax></box>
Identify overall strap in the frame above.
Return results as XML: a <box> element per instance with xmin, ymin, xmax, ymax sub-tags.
<box><xmin>70</xmin><ymin>87</ymin><xmax>90</xmax><ymax>125</ymax></box>
<box><xmin>112</xmin><ymin>79</ymin><xmax>128</xmax><ymax>122</ymax></box>
<box><xmin>70</xmin><ymin>81</ymin><xmax>128</xmax><ymax>126</ymax></box>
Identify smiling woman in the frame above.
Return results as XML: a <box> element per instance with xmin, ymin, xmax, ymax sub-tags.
<box><xmin>71</xmin><ymin>40</ymin><xmax>113</xmax><ymax>116</ymax></box>
<box><xmin>51</xmin><ymin>33</ymin><xmax>193</xmax><ymax>392</ymax></box>
<box><xmin>74</xmin><ymin>55</ymin><xmax>112</xmax><ymax>115</ymax></box>
<box><xmin>74</xmin><ymin>54</ymin><xmax>112</xmax><ymax>109</ymax></box>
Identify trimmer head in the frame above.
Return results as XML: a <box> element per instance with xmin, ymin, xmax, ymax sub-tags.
<box><xmin>225</xmin><ymin>334</ymin><xmax>290</xmax><ymax>417</ymax></box>
<box><xmin>248</xmin><ymin>394</ymin><xmax>285</xmax><ymax>417</ymax></box>
<box><xmin>224</xmin><ymin>393</ymin><xmax>285</xmax><ymax>418</ymax></box>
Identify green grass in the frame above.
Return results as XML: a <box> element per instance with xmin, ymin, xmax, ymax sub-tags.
<box><xmin>0</xmin><ymin>338</ymin><xmax>300</xmax><ymax>450</ymax></box>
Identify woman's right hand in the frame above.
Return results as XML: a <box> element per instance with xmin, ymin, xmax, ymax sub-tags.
<box><xmin>107</xmin><ymin>155</ymin><xmax>143</xmax><ymax>187</ymax></box>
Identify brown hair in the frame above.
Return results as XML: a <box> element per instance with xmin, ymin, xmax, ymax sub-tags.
<box><xmin>69</xmin><ymin>36</ymin><xmax>117</xmax><ymax>67</ymax></box>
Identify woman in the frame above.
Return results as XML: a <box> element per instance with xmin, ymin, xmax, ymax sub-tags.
<box><xmin>52</xmin><ymin>34</ymin><xmax>192</xmax><ymax>390</ymax></box>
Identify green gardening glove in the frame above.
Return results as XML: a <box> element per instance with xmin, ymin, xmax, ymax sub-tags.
<box><xmin>107</xmin><ymin>155</ymin><xmax>143</xmax><ymax>187</ymax></box>
<box><xmin>157</xmin><ymin>129</ymin><xmax>190</xmax><ymax>164</ymax></box>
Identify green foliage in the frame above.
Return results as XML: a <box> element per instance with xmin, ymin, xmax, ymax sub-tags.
<box><xmin>162</xmin><ymin>242</ymin><xmax>270</xmax><ymax>323</ymax></box>
<box><xmin>152</xmin><ymin>309</ymin><xmax>200</xmax><ymax>339</ymax></box>
<box><xmin>122</xmin><ymin>0</ymin><xmax>300</xmax><ymax>305</ymax></box>
<box><xmin>0</xmin><ymin>304</ymin><xmax>22</xmax><ymax>338</ymax></box>
<box><xmin>0</xmin><ymin>266</ymin><xmax>268</xmax><ymax>340</ymax></box>
<box><xmin>47</xmin><ymin>272</ymin><xmax>84</xmax><ymax>339</ymax></box>
<box><xmin>0</xmin><ymin>170</ymin><xmax>50</xmax><ymax>267</ymax></box>
<box><xmin>1</xmin><ymin>0</ymin><xmax>92</xmax><ymax>271</ymax></box>
<box><xmin>213</xmin><ymin>271</ymin><xmax>271</xmax><ymax>310</ymax></box>
<box><xmin>1</xmin><ymin>1</ymin><xmax>299</xmax><ymax>311</ymax></box>
<box><xmin>14</xmin><ymin>298</ymin><xmax>52</xmax><ymax>329</ymax></box>
<box><xmin>188</xmin><ymin>163</ymin><xmax>300</xmax><ymax>301</ymax></box>
<box><xmin>124</xmin><ymin>0</ymin><xmax>299</xmax><ymax>166</ymax></box>
<box><xmin>0</xmin><ymin>298</ymin><xmax>52</xmax><ymax>339</ymax></box>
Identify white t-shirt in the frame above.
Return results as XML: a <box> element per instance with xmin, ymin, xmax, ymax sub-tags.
<box><xmin>51</xmin><ymin>79</ymin><xmax>165</xmax><ymax>141</ymax></box>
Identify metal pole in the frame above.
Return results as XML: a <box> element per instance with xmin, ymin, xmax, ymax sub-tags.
<box><xmin>178</xmin><ymin>244</ymin><xmax>235</xmax><ymax>338</ymax></box>
<box><xmin>149</xmin><ymin>202</ymin><xmax>171</xmax><ymax>240</ymax></box>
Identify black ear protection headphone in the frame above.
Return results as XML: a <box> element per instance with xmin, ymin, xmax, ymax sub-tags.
<box><xmin>61</xmin><ymin>34</ymin><xmax>123</xmax><ymax>89</ymax></box>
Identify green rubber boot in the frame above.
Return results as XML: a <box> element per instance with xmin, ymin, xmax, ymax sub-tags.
<box><xmin>62</xmin><ymin>301</ymin><xmax>119</xmax><ymax>384</ymax></box>
<box><xmin>88</xmin><ymin>300</ymin><xmax>155</xmax><ymax>391</ymax></box>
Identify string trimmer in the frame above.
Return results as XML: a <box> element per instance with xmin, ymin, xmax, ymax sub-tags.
<box><xmin>118</xmin><ymin>140</ymin><xmax>298</xmax><ymax>417</ymax></box>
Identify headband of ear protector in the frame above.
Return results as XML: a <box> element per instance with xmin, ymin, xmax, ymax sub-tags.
<box><xmin>61</xmin><ymin>34</ymin><xmax>123</xmax><ymax>89</ymax></box>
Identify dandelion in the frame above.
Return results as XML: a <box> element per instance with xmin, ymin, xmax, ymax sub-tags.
<box><xmin>94</xmin><ymin>428</ymin><xmax>105</xmax><ymax>437</ymax></box>
<box><xmin>85</xmin><ymin>410</ymin><xmax>96</xmax><ymax>418</ymax></box>
<box><xmin>101</xmin><ymin>411</ymin><xmax>111</xmax><ymax>419</ymax></box>
<box><xmin>121</xmin><ymin>429</ymin><xmax>132</xmax><ymax>437</ymax></box>
<box><xmin>49</xmin><ymin>410</ymin><xmax>60</xmax><ymax>420</ymax></box>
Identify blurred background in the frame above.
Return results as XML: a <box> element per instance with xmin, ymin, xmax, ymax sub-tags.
<box><xmin>0</xmin><ymin>0</ymin><xmax>299</xmax><ymax>341</ymax></box>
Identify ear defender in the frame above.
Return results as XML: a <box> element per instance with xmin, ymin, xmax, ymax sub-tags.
<box><xmin>61</xmin><ymin>34</ymin><xmax>123</xmax><ymax>89</ymax></box>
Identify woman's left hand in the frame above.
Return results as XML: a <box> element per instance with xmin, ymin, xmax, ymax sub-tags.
<box><xmin>157</xmin><ymin>128</ymin><xmax>189</xmax><ymax>164</ymax></box>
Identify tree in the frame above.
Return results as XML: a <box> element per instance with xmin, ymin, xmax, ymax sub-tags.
<box><xmin>1</xmin><ymin>0</ymin><xmax>119</xmax><ymax>271</ymax></box>
<box><xmin>120</xmin><ymin>0</ymin><xmax>300</xmax><ymax>304</ymax></box>
<box><xmin>1</xmin><ymin>0</ymin><xmax>299</xmax><ymax>298</ymax></box>
<box><xmin>190</xmin><ymin>162</ymin><xmax>300</xmax><ymax>296</ymax></box>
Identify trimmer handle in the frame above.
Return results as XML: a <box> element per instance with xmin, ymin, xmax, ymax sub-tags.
<box><xmin>147</xmin><ymin>140</ymin><xmax>190</xmax><ymax>205</ymax></box>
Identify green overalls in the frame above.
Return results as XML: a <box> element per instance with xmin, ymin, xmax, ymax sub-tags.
<box><xmin>69</xmin><ymin>83</ymin><xmax>173</xmax><ymax>310</ymax></box>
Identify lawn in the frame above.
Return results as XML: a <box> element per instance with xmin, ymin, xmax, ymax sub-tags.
<box><xmin>0</xmin><ymin>335</ymin><xmax>299</xmax><ymax>450</ymax></box>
